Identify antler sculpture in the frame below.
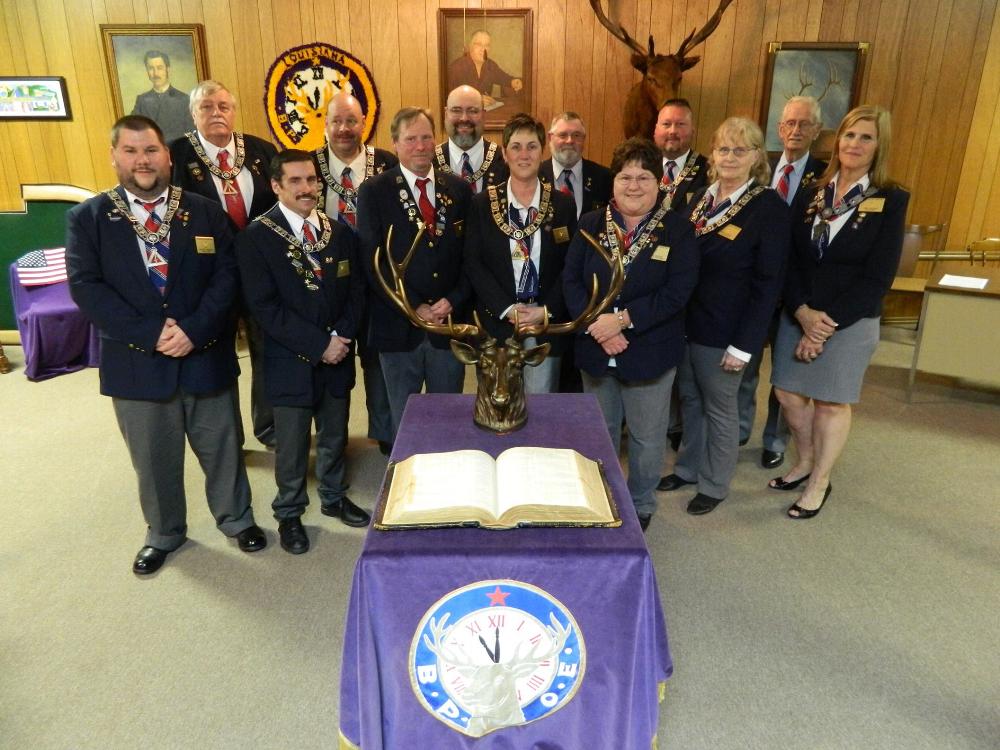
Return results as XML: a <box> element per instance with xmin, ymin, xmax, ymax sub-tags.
<box><xmin>373</xmin><ymin>225</ymin><xmax>624</xmax><ymax>433</ymax></box>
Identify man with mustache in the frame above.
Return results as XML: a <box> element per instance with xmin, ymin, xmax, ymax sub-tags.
<box><xmin>539</xmin><ymin>111</ymin><xmax>611</xmax><ymax>219</ymax></box>
<box><xmin>67</xmin><ymin>115</ymin><xmax>265</xmax><ymax>575</ymax></box>
<box><xmin>170</xmin><ymin>80</ymin><xmax>279</xmax><ymax>448</ymax></box>
<box><xmin>237</xmin><ymin>150</ymin><xmax>369</xmax><ymax>554</ymax></box>
<box><xmin>311</xmin><ymin>91</ymin><xmax>397</xmax><ymax>456</ymax></box>
<box><xmin>434</xmin><ymin>85</ymin><xmax>507</xmax><ymax>194</ymax></box>
<box><xmin>131</xmin><ymin>50</ymin><xmax>194</xmax><ymax>144</ymax></box>
<box><xmin>654</xmin><ymin>98</ymin><xmax>708</xmax><ymax>210</ymax></box>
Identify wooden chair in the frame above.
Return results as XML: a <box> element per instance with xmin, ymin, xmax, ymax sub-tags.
<box><xmin>886</xmin><ymin>224</ymin><xmax>949</xmax><ymax>326</ymax></box>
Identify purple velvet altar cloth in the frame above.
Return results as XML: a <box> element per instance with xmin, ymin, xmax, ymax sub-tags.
<box><xmin>9</xmin><ymin>264</ymin><xmax>99</xmax><ymax>381</ymax></box>
<box><xmin>339</xmin><ymin>393</ymin><xmax>671</xmax><ymax>749</ymax></box>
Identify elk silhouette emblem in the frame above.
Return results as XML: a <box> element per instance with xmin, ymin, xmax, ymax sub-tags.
<box><xmin>373</xmin><ymin>224</ymin><xmax>624</xmax><ymax>433</ymax></box>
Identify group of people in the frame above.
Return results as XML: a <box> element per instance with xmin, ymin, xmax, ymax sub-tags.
<box><xmin>66</xmin><ymin>78</ymin><xmax>907</xmax><ymax>574</ymax></box>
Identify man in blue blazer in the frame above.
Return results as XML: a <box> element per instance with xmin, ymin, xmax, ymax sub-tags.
<box><xmin>67</xmin><ymin>115</ymin><xmax>264</xmax><ymax>575</ymax></box>
<box><xmin>237</xmin><ymin>150</ymin><xmax>369</xmax><ymax>554</ymax></box>
<box><xmin>539</xmin><ymin>112</ymin><xmax>612</xmax><ymax>219</ymax></box>
<box><xmin>358</xmin><ymin>107</ymin><xmax>473</xmax><ymax>438</ymax></box>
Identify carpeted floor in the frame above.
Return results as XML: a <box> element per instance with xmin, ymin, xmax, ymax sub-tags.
<box><xmin>0</xmin><ymin>333</ymin><xmax>997</xmax><ymax>749</ymax></box>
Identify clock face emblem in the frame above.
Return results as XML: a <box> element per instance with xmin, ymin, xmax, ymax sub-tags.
<box><xmin>409</xmin><ymin>580</ymin><xmax>585</xmax><ymax>737</ymax></box>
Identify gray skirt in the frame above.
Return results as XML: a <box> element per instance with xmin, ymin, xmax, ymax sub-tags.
<box><xmin>771</xmin><ymin>313</ymin><xmax>880</xmax><ymax>404</ymax></box>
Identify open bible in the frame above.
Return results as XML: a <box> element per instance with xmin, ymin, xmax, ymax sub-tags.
<box><xmin>374</xmin><ymin>447</ymin><xmax>621</xmax><ymax>529</ymax></box>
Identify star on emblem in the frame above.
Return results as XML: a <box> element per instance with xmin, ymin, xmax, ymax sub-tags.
<box><xmin>485</xmin><ymin>585</ymin><xmax>510</xmax><ymax>607</ymax></box>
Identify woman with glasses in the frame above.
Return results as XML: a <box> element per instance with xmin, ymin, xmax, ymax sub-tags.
<box><xmin>659</xmin><ymin>117</ymin><xmax>789</xmax><ymax>515</ymax></box>
<box><xmin>769</xmin><ymin>106</ymin><xmax>908</xmax><ymax>519</ymax></box>
<box><xmin>563</xmin><ymin>137</ymin><xmax>699</xmax><ymax>531</ymax></box>
<box><xmin>463</xmin><ymin>113</ymin><xmax>578</xmax><ymax>393</ymax></box>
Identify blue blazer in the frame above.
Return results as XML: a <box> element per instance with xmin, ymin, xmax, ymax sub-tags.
<box><xmin>769</xmin><ymin>153</ymin><xmax>827</xmax><ymax>205</ymax></box>
<box><xmin>563</xmin><ymin>208</ymin><xmax>700</xmax><ymax>382</ymax></box>
<box><xmin>539</xmin><ymin>158</ymin><xmax>612</xmax><ymax>217</ymax></box>
<box><xmin>66</xmin><ymin>187</ymin><xmax>239</xmax><ymax>399</ymax></box>
<box><xmin>785</xmin><ymin>183</ymin><xmax>910</xmax><ymax>329</ymax></box>
<box><xmin>236</xmin><ymin>205</ymin><xmax>364</xmax><ymax>406</ymax></box>
<box><xmin>357</xmin><ymin>166</ymin><xmax>472</xmax><ymax>352</ymax></box>
<box><xmin>683</xmin><ymin>186</ymin><xmax>790</xmax><ymax>356</ymax></box>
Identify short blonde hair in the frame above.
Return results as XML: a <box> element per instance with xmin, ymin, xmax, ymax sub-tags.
<box><xmin>819</xmin><ymin>105</ymin><xmax>893</xmax><ymax>189</ymax></box>
<box><xmin>708</xmin><ymin>117</ymin><xmax>770</xmax><ymax>185</ymax></box>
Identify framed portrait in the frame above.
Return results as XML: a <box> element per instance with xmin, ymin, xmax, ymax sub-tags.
<box><xmin>0</xmin><ymin>77</ymin><xmax>72</xmax><ymax>120</ymax></box>
<box><xmin>760</xmin><ymin>42</ymin><xmax>869</xmax><ymax>158</ymax></box>
<box><xmin>438</xmin><ymin>9</ymin><xmax>533</xmax><ymax>130</ymax></box>
<box><xmin>100</xmin><ymin>24</ymin><xmax>209</xmax><ymax>144</ymax></box>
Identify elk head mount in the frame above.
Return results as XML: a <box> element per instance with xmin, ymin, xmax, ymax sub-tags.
<box><xmin>373</xmin><ymin>225</ymin><xmax>624</xmax><ymax>434</ymax></box>
<box><xmin>590</xmin><ymin>0</ymin><xmax>735</xmax><ymax>138</ymax></box>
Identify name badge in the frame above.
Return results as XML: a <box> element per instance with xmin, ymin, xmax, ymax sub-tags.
<box><xmin>858</xmin><ymin>197</ymin><xmax>885</xmax><ymax>213</ymax></box>
<box><xmin>718</xmin><ymin>224</ymin><xmax>741</xmax><ymax>240</ymax></box>
<box><xmin>651</xmin><ymin>244</ymin><xmax>671</xmax><ymax>262</ymax></box>
<box><xmin>453</xmin><ymin>219</ymin><xmax>464</xmax><ymax>237</ymax></box>
<box><xmin>195</xmin><ymin>236</ymin><xmax>216</xmax><ymax>254</ymax></box>
<box><xmin>553</xmin><ymin>226</ymin><xmax>570</xmax><ymax>244</ymax></box>
<box><xmin>337</xmin><ymin>259</ymin><xmax>351</xmax><ymax>278</ymax></box>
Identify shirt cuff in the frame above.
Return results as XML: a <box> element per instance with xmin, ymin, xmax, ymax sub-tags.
<box><xmin>500</xmin><ymin>304</ymin><xmax>515</xmax><ymax>320</ymax></box>
<box><xmin>726</xmin><ymin>345</ymin><xmax>751</xmax><ymax>363</ymax></box>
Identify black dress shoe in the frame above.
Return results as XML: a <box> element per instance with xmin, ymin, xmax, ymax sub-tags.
<box><xmin>638</xmin><ymin>514</ymin><xmax>652</xmax><ymax>532</ymax></box>
<box><xmin>686</xmin><ymin>493</ymin><xmax>725</xmax><ymax>515</ymax></box>
<box><xmin>133</xmin><ymin>546</ymin><xmax>169</xmax><ymax>575</ymax></box>
<box><xmin>378</xmin><ymin>441</ymin><xmax>392</xmax><ymax>456</ymax></box>
<box><xmin>235</xmin><ymin>524</ymin><xmax>267</xmax><ymax>552</ymax></box>
<box><xmin>322</xmin><ymin>497</ymin><xmax>371</xmax><ymax>527</ymax></box>
<box><xmin>761</xmin><ymin>449</ymin><xmax>785</xmax><ymax>469</ymax></box>
<box><xmin>768</xmin><ymin>473</ymin><xmax>811</xmax><ymax>491</ymax></box>
<box><xmin>738</xmin><ymin>437</ymin><xmax>749</xmax><ymax>447</ymax></box>
<box><xmin>657</xmin><ymin>473</ymin><xmax>696</xmax><ymax>492</ymax></box>
<box><xmin>787</xmin><ymin>483</ymin><xmax>832</xmax><ymax>519</ymax></box>
<box><xmin>278</xmin><ymin>518</ymin><xmax>309</xmax><ymax>554</ymax></box>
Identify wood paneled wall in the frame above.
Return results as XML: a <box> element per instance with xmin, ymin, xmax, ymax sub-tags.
<box><xmin>1</xmin><ymin>0</ymin><xmax>999</xmax><ymax>250</ymax></box>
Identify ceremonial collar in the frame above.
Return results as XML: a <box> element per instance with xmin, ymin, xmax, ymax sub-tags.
<box><xmin>317</xmin><ymin>144</ymin><xmax>375</xmax><ymax>201</ymax></box>
<box><xmin>185</xmin><ymin>131</ymin><xmax>246</xmax><ymax>180</ymax></box>
<box><xmin>108</xmin><ymin>185</ymin><xmax>183</xmax><ymax>245</ymax></box>
<box><xmin>805</xmin><ymin>173</ymin><xmax>876</xmax><ymax>224</ymax></box>
<box><xmin>688</xmin><ymin>182</ymin><xmax>767</xmax><ymax>236</ymax></box>
<box><xmin>487</xmin><ymin>180</ymin><xmax>552</xmax><ymax>241</ymax></box>
<box><xmin>435</xmin><ymin>139</ymin><xmax>500</xmax><ymax>185</ymax></box>
<box><xmin>601</xmin><ymin>198</ymin><xmax>670</xmax><ymax>269</ymax></box>
<box><xmin>256</xmin><ymin>208</ymin><xmax>333</xmax><ymax>292</ymax></box>
<box><xmin>659</xmin><ymin>150</ymin><xmax>702</xmax><ymax>202</ymax></box>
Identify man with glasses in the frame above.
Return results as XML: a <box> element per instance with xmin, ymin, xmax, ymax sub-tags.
<box><xmin>540</xmin><ymin>111</ymin><xmax>611</xmax><ymax>219</ymax></box>
<box><xmin>653</xmin><ymin>98</ymin><xmax>708</xmax><ymax>210</ymax></box>
<box><xmin>434</xmin><ymin>85</ymin><xmax>508</xmax><ymax>194</ymax></box>
<box><xmin>739</xmin><ymin>95</ymin><xmax>827</xmax><ymax>470</ymax></box>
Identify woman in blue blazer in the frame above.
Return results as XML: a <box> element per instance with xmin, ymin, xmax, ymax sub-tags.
<box><xmin>770</xmin><ymin>106</ymin><xmax>909</xmax><ymax>519</ymax></box>
<box><xmin>563</xmin><ymin>137</ymin><xmax>699</xmax><ymax>531</ymax></box>
<box><xmin>660</xmin><ymin>117</ymin><xmax>790</xmax><ymax>515</ymax></box>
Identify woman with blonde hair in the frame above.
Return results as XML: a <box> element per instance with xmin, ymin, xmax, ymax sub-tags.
<box><xmin>659</xmin><ymin>117</ymin><xmax>790</xmax><ymax>515</ymax></box>
<box><xmin>769</xmin><ymin>105</ymin><xmax>909</xmax><ymax>518</ymax></box>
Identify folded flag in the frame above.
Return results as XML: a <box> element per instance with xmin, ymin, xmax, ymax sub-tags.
<box><xmin>17</xmin><ymin>248</ymin><xmax>67</xmax><ymax>286</ymax></box>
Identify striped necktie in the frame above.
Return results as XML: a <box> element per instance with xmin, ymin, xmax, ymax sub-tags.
<box><xmin>776</xmin><ymin>164</ymin><xmax>794</xmax><ymax>204</ymax></box>
<box><xmin>136</xmin><ymin>198</ymin><xmax>170</xmax><ymax>294</ymax></box>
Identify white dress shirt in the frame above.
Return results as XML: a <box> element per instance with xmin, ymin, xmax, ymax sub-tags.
<box><xmin>771</xmin><ymin>151</ymin><xmax>812</xmax><ymax>205</ymax></box>
<box><xmin>124</xmin><ymin>187</ymin><xmax>171</xmax><ymax>273</ymax></box>
<box><xmin>500</xmin><ymin>179</ymin><xmax>542</xmax><ymax>320</ymax></box>
<box><xmin>323</xmin><ymin>146</ymin><xmax>368</xmax><ymax>221</ymax></box>
<box><xmin>448</xmin><ymin>137</ymin><xmax>485</xmax><ymax>192</ymax></box>
<box><xmin>197</xmin><ymin>132</ymin><xmax>255</xmax><ymax>212</ymax></box>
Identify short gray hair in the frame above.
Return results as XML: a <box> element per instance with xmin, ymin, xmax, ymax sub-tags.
<box><xmin>548</xmin><ymin>111</ymin><xmax>586</xmax><ymax>133</ymax></box>
<box><xmin>783</xmin><ymin>95</ymin><xmax>821</xmax><ymax>125</ymax></box>
<box><xmin>189</xmin><ymin>80</ymin><xmax>237</xmax><ymax>116</ymax></box>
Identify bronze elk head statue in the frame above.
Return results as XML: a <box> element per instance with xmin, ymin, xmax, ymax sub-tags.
<box><xmin>590</xmin><ymin>0</ymin><xmax>735</xmax><ymax>138</ymax></box>
<box><xmin>373</xmin><ymin>225</ymin><xmax>624</xmax><ymax>434</ymax></box>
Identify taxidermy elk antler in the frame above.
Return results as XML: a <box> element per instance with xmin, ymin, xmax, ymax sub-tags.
<box><xmin>373</xmin><ymin>225</ymin><xmax>624</xmax><ymax>434</ymax></box>
<box><xmin>590</xmin><ymin>0</ymin><xmax>735</xmax><ymax>138</ymax></box>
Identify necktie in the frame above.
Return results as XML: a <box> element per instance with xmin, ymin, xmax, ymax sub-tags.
<box><xmin>694</xmin><ymin>194</ymin><xmax>732</xmax><ymax>231</ymax></box>
<box><xmin>415</xmin><ymin>178</ymin><xmax>436</xmax><ymax>234</ymax></box>
<box><xmin>216</xmin><ymin>149</ymin><xmax>248</xmax><ymax>229</ymax></box>
<box><xmin>559</xmin><ymin>169</ymin><xmax>574</xmax><ymax>197</ymax></box>
<box><xmin>811</xmin><ymin>183</ymin><xmax>865</xmax><ymax>260</ymax></box>
<box><xmin>461</xmin><ymin>152</ymin><xmax>476</xmax><ymax>191</ymax></box>
<box><xmin>777</xmin><ymin>164</ymin><xmax>794</xmax><ymax>204</ymax></box>
<box><xmin>509</xmin><ymin>204</ymin><xmax>539</xmax><ymax>302</ymax></box>
<box><xmin>302</xmin><ymin>221</ymin><xmax>323</xmax><ymax>280</ymax></box>
<box><xmin>338</xmin><ymin>167</ymin><xmax>357</xmax><ymax>230</ymax></box>
<box><xmin>136</xmin><ymin>198</ymin><xmax>170</xmax><ymax>294</ymax></box>
<box><xmin>661</xmin><ymin>160</ymin><xmax>677</xmax><ymax>187</ymax></box>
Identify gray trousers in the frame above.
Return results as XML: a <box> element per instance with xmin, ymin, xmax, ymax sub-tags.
<box><xmin>737</xmin><ymin>311</ymin><xmax>789</xmax><ymax>451</ymax></box>
<box><xmin>272</xmin><ymin>391</ymin><xmax>349</xmax><ymax>519</ymax></box>
<box><xmin>113</xmin><ymin>387</ymin><xmax>255</xmax><ymax>551</ymax></box>
<box><xmin>583</xmin><ymin>367</ymin><xmax>675</xmax><ymax>517</ymax></box>
<box><xmin>380</xmin><ymin>337</ymin><xmax>465</xmax><ymax>438</ymax></box>
<box><xmin>522</xmin><ymin>338</ymin><xmax>559</xmax><ymax>394</ymax></box>
<box><xmin>674</xmin><ymin>343</ymin><xmax>743</xmax><ymax>499</ymax></box>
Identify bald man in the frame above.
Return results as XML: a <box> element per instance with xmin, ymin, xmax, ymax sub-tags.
<box><xmin>434</xmin><ymin>85</ymin><xmax>508</xmax><ymax>194</ymax></box>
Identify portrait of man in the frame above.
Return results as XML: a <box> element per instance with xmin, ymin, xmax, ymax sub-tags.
<box><xmin>131</xmin><ymin>50</ymin><xmax>196</xmax><ymax>143</ymax></box>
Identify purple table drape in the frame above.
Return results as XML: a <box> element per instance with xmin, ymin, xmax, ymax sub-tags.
<box><xmin>339</xmin><ymin>393</ymin><xmax>671</xmax><ymax>750</ymax></box>
<box><xmin>9</xmin><ymin>263</ymin><xmax>99</xmax><ymax>381</ymax></box>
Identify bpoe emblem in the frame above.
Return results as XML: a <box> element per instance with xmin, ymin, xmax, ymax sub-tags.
<box><xmin>264</xmin><ymin>42</ymin><xmax>381</xmax><ymax>152</ymax></box>
<box><xmin>410</xmin><ymin>580</ymin><xmax>585</xmax><ymax>737</ymax></box>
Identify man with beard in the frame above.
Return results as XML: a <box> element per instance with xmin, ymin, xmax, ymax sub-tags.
<box><xmin>311</xmin><ymin>91</ymin><xmax>397</xmax><ymax>455</ymax></box>
<box><xmin>237</xmin><ymin>150</ymin><xmax>369</xmax><ymax>554</ymax></box>
<box><xmin>131</xmin><ymin>50</ymin><xmax>195</xmax><ymax>144</ymax></box>
<box><xmin>434</xmin><ymin>85</ymin><xmax>507</xmax><ymax>194</ymax></box>
<box><xmin>170</xmin><ymin>80</ymin><xmax>279</xmax><ymax>448</ymax></box>
<box><xmin>539</xmin><ymin>111</ymin><xmax>611</xmax><ymax>219</ymax></box>
<box><xmin>654</xmin><ymin>98</ymin><xmax>708</xmax><ymax>210</ymax></box>
<box><xmin>67</xmin><ymin>115</ymin><xmax>265</xmax><ymax>575</ymax></box>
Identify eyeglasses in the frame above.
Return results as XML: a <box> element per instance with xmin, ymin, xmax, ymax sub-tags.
<box><xmin>447</xmin><ymin>107</ymin><xmax>482</xmax><ymax>117</ymax></box>
<box><xmin>714</xmin><ymin>146</ymin><xmax>757</xmax><ymax>157</ymax></box>
<box><xmin>551</xmin><ymin>131</ymin><xmax>585</xmax><ymax>141</ymax></box>
<box><xmin>614</xmin><ymin>174</ymin><xmax>658</xmax><ymax>186</ymax></box>
<box><xmin>197</xmin><ymin>102</ymin><xmax>234</xmax><ymax>114</ymax></box>
<box><xmin>780</xmin><ymin>119</ymin><xmax>816</xmax><ymax>131</ymax></box>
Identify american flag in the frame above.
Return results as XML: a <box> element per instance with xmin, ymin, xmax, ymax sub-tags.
<box><xmin>16</xmin><ymin>248</ymin><xmax>67</xmax><ymax>286</ymax></box>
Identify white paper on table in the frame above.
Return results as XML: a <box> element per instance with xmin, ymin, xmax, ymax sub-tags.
<box><xmin>938</xmin><ymin>274</ymin><xmax>989</xmax><ymax>290</ymax></box>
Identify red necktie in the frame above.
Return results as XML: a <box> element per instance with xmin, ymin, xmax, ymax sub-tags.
<box><xmin>559</xmin><ymin>169</ymin><xmax>574</xmax><ymax>197</ymax></box>
<box><xmin>302</xmin><ymin>221</ymin><xmax>322</xmax><ymax>280</ymax></box>
<box><xmin>777</xmin><ymin>164</ymin><xmax>794</xmax><ymax>203</ymax></box>
<box><xmin>661</xmin><ymin>160</ymin><xmax>677</xmax><ymax>187</ymax></box>
<box><xmin>338</xmin><ymin>167</ymin><xmax>356</xmax><ymax>229</ymax></box>
<box><xmin>415</xmin><ymin>178</ymin><xmax>436</xmax><ymax>234</ymax></box>
<box><xmin>217</xmin><ymin>149</ymin><xmax>248</xmax><ymax>229</ymax></box>
<box><xmin>136</xmin><ymin>198</ymin><xmax>170</xmax><ymax>294</ymax></box>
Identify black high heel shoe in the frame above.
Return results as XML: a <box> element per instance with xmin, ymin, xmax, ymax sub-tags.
<box><xmin>768</xmin><ymin>473</ymin><xmax>811</xmax><ymax>491</ymax></box>
<box><xmin>786</xmin><ymin>484</ymin><xmax>832</xmax><ymax>519</ymax></box>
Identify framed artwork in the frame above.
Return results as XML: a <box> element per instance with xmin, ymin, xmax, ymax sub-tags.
<box><xmin>0</xmin><ymin>77</ymin><xmax>72</xmax><ymax>120</ymax></box>
<box><xmin>438</xmin><ymin>9</ymin><xmax>533</xmax><ymax>130</ymax></box>
<box><xmin>760</xmin><ymin>42</ymin><xmax>869</xmax><ymax>157</ymax></box>
<box><xmin>100</xmin><ymin>24</ymin><xmax>209</xmax><ymax>144</ymax></box>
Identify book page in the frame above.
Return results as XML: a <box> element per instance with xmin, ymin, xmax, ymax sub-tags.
<box><xmin>493</xmin><ymin>447</ymin><xmax>594</xmax><ymax>517</ymax></box>
<box><xmin>938</xmin><ymin>274</ymin><xmax>989</xmax><ymax>290</ymax></box>
<box><xmin>386</xmin><ymin>450</ymin><xmax>498</xmax><ymax>518</ymax></box>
